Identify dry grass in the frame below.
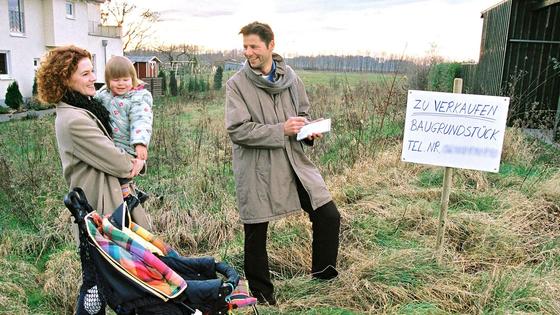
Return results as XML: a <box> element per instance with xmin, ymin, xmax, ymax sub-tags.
<box><xmin>0</xmin><ymin>74</ymin><xmax>559</xmax><ymax>314</ymax></box>
<box><xmin>43</xmin><ymin>250</ymin><xmax>81</xmax><ymax>314</ymax></box>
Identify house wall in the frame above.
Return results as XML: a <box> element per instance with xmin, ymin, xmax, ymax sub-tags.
<box><xmin>137</xmin><ymin>62</ymin><xmax>147</xmax><ymax>78</ymax></box>
<box><xmin>149</xmin><ymin>62</ymin><xmax>159</xmax><ymax>77</ymax></box>
<box><xmin>0</xmin><ymin>0</ymin><xmax>123</xmax><ymax>105</ymax></box>
<box><xmin>0</xmin><ymin>0</ymin><xmax>46</xmax><ymax>100</ymax></box>
<box><xmin>44</xmin><ymin>0</ymin><xmax>88</xmax><ymax>47</ymax></box>
<box><xmin>87</xmin><ymin>35</ymin><xmax>123</xmax><ymax>80</ymax></box>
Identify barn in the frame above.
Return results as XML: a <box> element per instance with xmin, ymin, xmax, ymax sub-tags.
<box><xmin>463</xmin><ymin>0</ymin><xmax>560</xmax><ymax>139</ymax></box>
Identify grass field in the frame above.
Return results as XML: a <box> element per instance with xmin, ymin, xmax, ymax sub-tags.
<box><xmin>0</xmin><ymin>71</ymin><xmax>559</xmax><ymax>314</ymax></box>
<box><xmin>224</xmin><ymin>69</ymin><xmax>399</xmax><ymax>87</ymax></box>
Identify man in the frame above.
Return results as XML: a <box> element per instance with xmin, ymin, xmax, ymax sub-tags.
<box><xmin>225</xmin><ymin>21</ymin><xmax>341</xmax><ymax>305</ymax></box>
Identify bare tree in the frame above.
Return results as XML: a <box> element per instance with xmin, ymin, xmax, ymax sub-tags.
<box><xmin>153</xmin><ymin>44</ymin><xmax>200</xmax><ymax>73</ymax></box>
<box><xmin>101</xmin><ymin>0</ymin><xmax>160</xmax><ymax>51</ymax></box>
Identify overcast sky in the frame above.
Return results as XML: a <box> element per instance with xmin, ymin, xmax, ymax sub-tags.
<box><xmin>133</xmin><ymin>0</ymin><xmax>502</xmax><ymax>61</ymax></box>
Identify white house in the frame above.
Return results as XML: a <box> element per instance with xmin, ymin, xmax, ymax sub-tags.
<box><xmin>0</xmin><ymin>0</ymin><xmax>123</xmax><ymax>105</ymax></box>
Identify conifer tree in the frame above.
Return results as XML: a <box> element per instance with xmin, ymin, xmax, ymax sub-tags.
<box><xmin>5</xmin><ymin>81</ymin><xmax>24</xmax><ymax>110</ymax></box>
<box><xmin>169</xmin><ymin>71</ymin><xmax>178</xmax><ymax>96</ymax></box>
<box><xmin>213</xmin><ymin>66</ymin><xmax>223</xmax><ymax>90</ymax></box>
<box><xmin>158</xmin><ymin>70</ymin><xmax>167</xmax><ymax>95</ymax></box>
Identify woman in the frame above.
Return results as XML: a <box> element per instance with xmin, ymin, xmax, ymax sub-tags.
<box><xmin>36</xmin><ymin>45</ymin><xmax>150</xmax><ymax>315</ymax></box>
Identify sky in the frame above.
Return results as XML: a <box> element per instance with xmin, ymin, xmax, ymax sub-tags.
<box><xmin>132</xmin><ymin>0</ymin><xmax>502</xmax><ymax>61</ymax></box>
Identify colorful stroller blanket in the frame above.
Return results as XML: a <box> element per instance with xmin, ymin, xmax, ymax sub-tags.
<box><xmin>65</xmin><ymin>187</ymin><xmax>257</xmax><ymax>315</ymax></box>
<box><xmin>86</xmin><ymin>210</ymin><xmax>188</xmax><ymax>299</ymax></box>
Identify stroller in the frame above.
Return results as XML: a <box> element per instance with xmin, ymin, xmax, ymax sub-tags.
<box><xmin>64</xmin><ymin>187</ymin><xmax>258</xmax><ymax>315</ymax></box>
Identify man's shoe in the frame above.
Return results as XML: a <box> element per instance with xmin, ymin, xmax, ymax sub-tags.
<box><xmin>254</xmin><ymin>291</ymin><xmax>276</xmax><ymax>306</ymax></box>
<box><xmin>311</xmin><ymin>265</ymin><xmax>339</xmax><ymax>280</ymax></box>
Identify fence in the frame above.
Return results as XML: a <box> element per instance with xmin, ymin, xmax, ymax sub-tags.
<box><xmin>88</xmin><ymin>21</ymin><xmax>121</xmax><ymax>38</ymax></box>
<box><xmin>142</xmin><ymin>77</ymin><xmax>163</xmax><ymax>98</ymax></box>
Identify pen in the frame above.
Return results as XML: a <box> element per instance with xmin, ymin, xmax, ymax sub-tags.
<box><xmin>306</xmin><ymin>118</ymin><xmax>323</xmax><ymax>124</ymax></box>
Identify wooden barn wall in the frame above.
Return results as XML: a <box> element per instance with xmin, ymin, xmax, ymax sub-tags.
<box><xmin>468</xmin><ymin>0</ymin><xmax>512</xmax><ymax>96</ymax></box>
<box><xmin>503</xmin><ymin>0</ymin><xmax>560</xmax><ymax>127</ymax></box>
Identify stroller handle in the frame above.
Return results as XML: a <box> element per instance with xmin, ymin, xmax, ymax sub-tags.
<box><xmin>64</xmin><ymin>187</ymin><xmax>94</xmax><ymax>223</ymax></box>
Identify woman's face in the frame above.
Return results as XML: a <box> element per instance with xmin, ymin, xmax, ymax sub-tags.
<box><xmin>67</xmin><ymin>58</ymin><xmax>96</xmax><ymax>96</ymax></box>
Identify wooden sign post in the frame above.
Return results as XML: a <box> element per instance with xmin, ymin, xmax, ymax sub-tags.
<box><xmin>435</xmin><ymin>78</ymin><xmax>462</xmax><ymax>263</ymax></box>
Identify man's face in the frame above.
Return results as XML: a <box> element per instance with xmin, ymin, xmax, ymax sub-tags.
<box><xmin>243</xmin><ymin>34</ymin><xmax>274</xmax><ymax>73</ymax></box>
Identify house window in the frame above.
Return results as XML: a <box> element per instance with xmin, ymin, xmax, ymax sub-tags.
<box><xmin>0</xmin><ymin>52</ymin><xmax>9</xmax><ymax>75</ymax></box>
<box><xmin>65</xmin><ymin>1</ymin><xmax>75</xmax><ymax>19</ymax></box>
<box><xmin>8</xmin><ymin>0</ymin><xmax>25</xmax><ymax>34</ymax></box>
<box><xmin>33</xmin><ymin>58</ymin><xmax>40</xmax><ymax>71</ymax></box>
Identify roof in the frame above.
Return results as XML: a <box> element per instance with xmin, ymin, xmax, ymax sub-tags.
<box><xmin>481</xmin><ymin>0</ymin><xmax>508</xmax><ymax>15</ymax></box>
<box><xmin>126</xmin><ymin>55</ymin><xmax>162</xmax><ymax>63</ymax></box>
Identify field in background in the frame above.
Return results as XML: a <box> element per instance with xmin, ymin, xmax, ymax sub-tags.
<box><xmin>224</xmin><ymin>70</ymin><xmax>396</xmax><ymax>87</ymax></box>
<box><xmin>0</xmin><ymin>72</ymin><xmax>559</xmax><ymax>314</ymax></box>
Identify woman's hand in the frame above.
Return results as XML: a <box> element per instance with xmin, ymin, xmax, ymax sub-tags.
<box><xmin>135</xmin><ymin>144</ymin><xmax>148</xmax><ymax>160</ymax></box>
<box><xmin>128</xmin><ymin>159</ymin><xmax>145</xmax><ymax>178</ymax></box>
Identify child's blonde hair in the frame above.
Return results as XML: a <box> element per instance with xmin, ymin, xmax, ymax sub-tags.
<box><xmin>105</xmin><ymin>56</ymin><xmax>143</xmax><ymax>88</ymax></box>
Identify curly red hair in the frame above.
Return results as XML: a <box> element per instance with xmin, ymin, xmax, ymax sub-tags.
<box><xmin>36</xmin><ymin>45</ymin><xmax>92</xmax><ymax>104</ymax></box>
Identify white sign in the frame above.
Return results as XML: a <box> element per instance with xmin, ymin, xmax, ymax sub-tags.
<box><xmin>401</xmin><ymin>90</ymin><xmax>510</xmax><ymax>173</ymax></box>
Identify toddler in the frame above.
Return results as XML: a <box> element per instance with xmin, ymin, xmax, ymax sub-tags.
<box><xmin>96</xmin><ymin>56</ymin><xmax>153</xmax><ymax>206</ymax></box>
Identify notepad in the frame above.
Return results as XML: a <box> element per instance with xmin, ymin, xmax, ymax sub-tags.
<box><xmin>296</xmin><ymin>118</ymin><xmax>331</xmax><ymax>141</ymax></box>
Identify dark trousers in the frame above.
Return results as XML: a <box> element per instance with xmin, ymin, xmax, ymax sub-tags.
<box><xmin>243</xmin><ymin>179</ymin><xmax>341</xmax><ymax>298</ymax></box>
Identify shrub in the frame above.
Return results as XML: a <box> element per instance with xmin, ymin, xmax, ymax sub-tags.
<box><xmin>169</xmin><ymin>71</ymin><xmax>178</xmax><ymax>96</ymax></box>
<box><xmin>32</xmin><ymin>76</ymin><xmax>38</xmax><ymax>96</ymax></box>
<box><xmin>188</xmin><ymin>77</ymin><xmax>196</xmax><ymax>92</ymax></box>
<box><xmin>198</xmin><ymin>77</ymin><xmax>206</xmax><ymax>92</ymax></box>
<box><xmin>427</xmin><ymin>62</ymin><xmax>462</xmax><ymax>92</ymax></box>
<box><xmin>5</xmin><ymin>81</ymin><xmax>24</xmax><ymax>110</ymax></box>
<box><xmin>158</xmin><ymin>70</ymin><xmax>167</xmax><ymax>96</ymax></box>
<box><xmin>214</xmin><ymin>66</ymin><xmax>223</xmax><ymax>90</ymax></box>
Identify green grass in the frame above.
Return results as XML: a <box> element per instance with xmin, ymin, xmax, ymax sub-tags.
<box><xmin>499</xmin><ymin>162</ymin><xmax>545</xmax><ymax>178</ymax></box>
<box><xmin>349</xmin><ymin>215</ymin><xmax>419</xmax><ymax>250</ymax></box>
<box><xmin>450</xmin><ymin>192</ymin><xmax>501</xmax><ymax>213</ymax></box>
<box><xmin>417</xmin><ymin>168</ymin><xmax>444</xmax><ymax>188</ymax></box>
<box><xmin>284</xmin><ymin>308</ymin><xmax>359</xmax><ymax>315</ymax></box>
<box><xmin>398</xmin><ymin>302</ymin><xmax>445</xmax><ymax>315</ymax></box>
<box><xmin>365</xmin><ymin>254</ymin><xmax>449</xmax><ymax>287</ymax></box>
<box><xmin>475</xmin><ymin>272</ymin><xmax>549</xmax><ymax>314</ymax></box>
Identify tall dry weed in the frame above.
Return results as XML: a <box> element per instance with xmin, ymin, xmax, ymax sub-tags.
<box><xmin>43</xmin><ymin>250</ymin><xmax>81</xmax><ymax>315</ymax></box>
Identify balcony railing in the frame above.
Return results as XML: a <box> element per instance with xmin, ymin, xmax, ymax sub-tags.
<box><xmin>9</xmin><ymin>10</ymin><xmax>25</xmax><ymax>34</ymax></box>
<box><xmin>88</xmin><ymin>21</ymin><xmax>121</xmax><ymax>38</ymax></box>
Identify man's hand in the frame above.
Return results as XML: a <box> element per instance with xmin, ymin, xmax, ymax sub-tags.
<box><xmin>284</xmin><ymin>117</ymin><xmax>306</xmax><ymax>136</ymax></box>
<box><xmin>307</xmin><ymin>132</ymin><xmax>323</xmax><ymax>141</ymax></box>
<box><xmin>135</xmin><ymin>144</ymin><xmax>148</xmax><ymax>160</ymax></box>
<box><xmin>128</xmin><ymin>159</ymin><xmax>145</xmax><ymax>178</ymax></box>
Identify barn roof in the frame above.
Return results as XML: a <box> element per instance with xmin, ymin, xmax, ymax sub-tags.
<box><xmin>126</xmin><ymin>55</ymin><xmax>162</xmax><ymax>64</ymax></box>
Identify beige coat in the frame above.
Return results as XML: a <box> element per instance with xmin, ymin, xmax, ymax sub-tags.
<box><xmin>225</xmin><ymin>58</ymin><xmax>332</xmax><ymax>224</ymax></box>
<box><xmin>55</xmin><ymin>103</ymin><xmax>150</xmax><ymax>230</ymax></box>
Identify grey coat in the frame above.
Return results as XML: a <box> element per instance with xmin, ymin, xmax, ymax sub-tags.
<box><xmin>225</xmin><ymin>56</ymin><xmax>332</xmax><ymax>224</ymax></box>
